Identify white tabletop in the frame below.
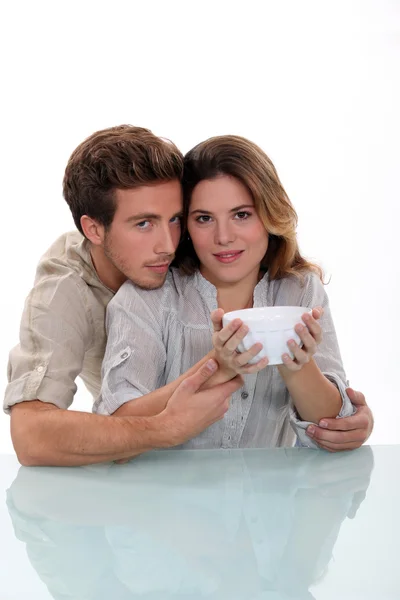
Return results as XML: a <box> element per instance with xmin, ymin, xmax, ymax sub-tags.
<box><xmin>1</xmin><ymin>445</ymin><xmax>398</xmax><ymax>599</ymax></box>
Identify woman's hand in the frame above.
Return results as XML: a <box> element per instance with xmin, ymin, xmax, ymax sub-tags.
<box><xmin>210</xmin><ymin>308</ymin><xmax>269</xmax><ymax>375</ymax></box>
<box><xmin>280</xmin><ymin>306</ymin><xmax>324</xmax><ymax>371</ymax></box>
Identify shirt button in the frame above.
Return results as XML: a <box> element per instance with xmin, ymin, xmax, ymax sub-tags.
<box><xmin>241</xmin><ymin>392</ymin><xmax>249</xmax><ymax>399</ymax></box>
<box><xmin>36</xmin><ymin>366</ymin><xmax>44</xmax><ymax>373</ymax></box>
<box><xmin>120</xmin><ymin>352</ymin><xmax>128</xmax><ymax>359</ymax></box>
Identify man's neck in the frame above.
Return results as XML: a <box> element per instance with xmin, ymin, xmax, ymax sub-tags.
<box><xmin>90</xmin><ymin>244</ymin><xmax>126</xmax><ymax>293</ymax></box>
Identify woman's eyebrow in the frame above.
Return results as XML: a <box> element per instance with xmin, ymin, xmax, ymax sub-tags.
<box><xmin>189</xmin><ymin>208</ymin><xmax>212</xmax><ymax>215</ymax></box>
<box><xmin>189</xmin><ymin>204</ymin><xmax>253</xmax><ymax>216</ymax></box>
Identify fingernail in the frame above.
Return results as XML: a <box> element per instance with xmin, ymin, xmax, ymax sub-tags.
<box><xmin>206</xmin><ymin>359</ymin><xmax>217</xmax><ymax>372</ymax></box>
<box><xmin>319</xmin><ymin>420</ymin><xmax>328</xmax><ymax>428</ymax></box>
<box><xmin>308</xmin><ymin>426</ymin><xmax>315</xmax><ymax>436</ymax></box>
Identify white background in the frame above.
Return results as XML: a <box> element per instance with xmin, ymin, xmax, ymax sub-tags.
<box><xmin>1</xmin><ymin>0</ymin><xmax>399</xmax><ymax>454</ymax></box>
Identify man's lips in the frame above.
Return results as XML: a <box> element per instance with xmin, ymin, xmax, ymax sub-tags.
<box><xmin>213</xmin><ymin>250</ymin><xmax>244</xmax><ymax>264</ymax></box>
<box><xmin>146</xmin><ymin>262</ymin><xmax>170</xmax><ymax>273</ymax></box>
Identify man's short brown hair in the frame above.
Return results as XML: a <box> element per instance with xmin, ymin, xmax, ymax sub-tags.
<box><xmin>63</xmin><ymin>125</ymin><xmax>183</xmax><ymax>235</ymax></box>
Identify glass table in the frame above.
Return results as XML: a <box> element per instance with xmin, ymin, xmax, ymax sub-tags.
<box><xmin>1</xmin><ymin>445</ymin><xmax>398</xmax><ymax>599</ymax></box>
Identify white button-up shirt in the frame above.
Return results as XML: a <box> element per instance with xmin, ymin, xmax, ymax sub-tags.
<box><xmin>95</xmin><ymin>269</ymin><xmax>355</xmax><ymax>448</ymax></box>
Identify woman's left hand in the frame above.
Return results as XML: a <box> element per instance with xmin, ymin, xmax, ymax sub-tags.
<box><xmin>281</xmin><ymin>306</ymin><xmax>324</xmax><ymax>371</ymax></box>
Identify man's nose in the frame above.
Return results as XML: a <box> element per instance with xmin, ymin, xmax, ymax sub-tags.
<box><xmin>154</xmin><ymin>224</ymin><xmax>176</xmax><ymax>255</ymax></box>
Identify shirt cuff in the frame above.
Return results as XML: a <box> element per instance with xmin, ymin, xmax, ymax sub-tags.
<box><xmin>93</xmin><ymin>389</ymin><xmax>144</xmax><ymax>415</ymax></box>
<box><xmin>3</xmin><ymin>363</ymin><xmax>74</xmax><ymax>413</ymax></box>
<box><xmin>289</xmin><ymin>372</ymin><xmax>356</xmax><ymax>449</ymax></box>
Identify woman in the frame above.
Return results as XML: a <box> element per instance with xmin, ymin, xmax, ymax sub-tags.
<box><xmin>96</xmin><ymin>135</ymin><xmax>355</xmax><ymax>449</ymax></box>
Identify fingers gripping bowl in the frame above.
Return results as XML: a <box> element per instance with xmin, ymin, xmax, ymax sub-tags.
<box><xmin>222</xmin><ymin>306</ymin><xmax>312</xmax><ymax>365</ymax></box>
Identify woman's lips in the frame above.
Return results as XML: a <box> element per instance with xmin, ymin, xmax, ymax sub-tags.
<box><xmin>213</xmin><ymin>251</ymin><xmax>244</xmax><ymax>264</ymax></box>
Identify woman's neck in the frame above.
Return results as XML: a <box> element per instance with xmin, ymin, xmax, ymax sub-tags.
<box><xmin>201</xmin><ymin>266</ymin><xmax>262</xmax><ymax>313</ymax></box>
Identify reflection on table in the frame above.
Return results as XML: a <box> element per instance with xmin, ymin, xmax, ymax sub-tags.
<box><xmin>6</xmin><ymin>446</ymin><xmax>374</xmax><ymax>599</ymax></box>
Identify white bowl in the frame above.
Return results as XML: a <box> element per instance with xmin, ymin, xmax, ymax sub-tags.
<box><xmin>222</xmin><ymin>306</ymin><xmax>311</xmax><ymax>365</ymax></box>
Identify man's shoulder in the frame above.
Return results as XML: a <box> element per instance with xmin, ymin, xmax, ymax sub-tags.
<box><xmin>37</xmin><ymin>231</ymin><xmax>84</xmax><ymax>267</ymax></box>
<box><xmin>35</xmin><ymin>231</ymin><xmax>99</xmax><ymax>287</ymax></box>
<box><xmin>27</xmin><ymin>269</ymin><xmax>90</xmax><ymax>316</ymax></box>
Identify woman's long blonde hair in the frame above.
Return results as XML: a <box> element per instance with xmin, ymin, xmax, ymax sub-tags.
<box><xmin>174</xmin><ymin>134</ymin><xmax>323</xmax><ymax>282</ymax></box>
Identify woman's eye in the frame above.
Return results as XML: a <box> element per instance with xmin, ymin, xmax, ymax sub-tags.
<box><xmin>196</xmin><ymin>215</ymin><xmax>212</xmax><ymax>223</ymax></box>
<box><xmin>235</xmin><ymin>211</ymin><xmax>251</xmax><ymax>220</ymax></box>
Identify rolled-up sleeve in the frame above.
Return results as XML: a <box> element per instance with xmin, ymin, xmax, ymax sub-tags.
<box><xmin>288</xmin><ymin>273</ymin><xmax>356</xmax><ymax>448</ymax></box>
<box><xmin>4</xmin><ymin>276</ymin><xmax>90</xmax><ymax>413</ymax></box>
<box><xmin>94</xmin><ymin>282</ymin><xmax>167</xmax><ymax>416</ymax></box>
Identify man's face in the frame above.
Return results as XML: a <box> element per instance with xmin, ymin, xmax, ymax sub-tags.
<box><xmin>103</xmin><ymin>180</ymin><xmax>182</xmax><ymax>289</ymax></box>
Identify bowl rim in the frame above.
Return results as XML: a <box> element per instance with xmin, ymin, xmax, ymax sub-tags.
<box><xmin>223</xmin><ymin>305</ymin><xmax>311</xmax><ymax>321</ymax></box>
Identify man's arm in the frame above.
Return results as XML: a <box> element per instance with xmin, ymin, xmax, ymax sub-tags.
<box><xmin>10</xmin><ymin>360</ymin><xmax>242</xmax><ymax>466</ymax></box>
<box><xmin>112</xmin><ymin>353</ymin><xmax>211</xmax><ymax>418</ymax></box>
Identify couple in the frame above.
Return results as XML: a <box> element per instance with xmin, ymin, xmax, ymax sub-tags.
<box><xmin>4</xmin><ymin>125</ymin><xmax>373</xmax><ymax>466</ymax></box>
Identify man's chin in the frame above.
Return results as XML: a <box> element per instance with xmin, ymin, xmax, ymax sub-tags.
<box><xmin>133</xmin><ymin>273</ymin><xmax>168</xmax><ymax>291</ymax></box>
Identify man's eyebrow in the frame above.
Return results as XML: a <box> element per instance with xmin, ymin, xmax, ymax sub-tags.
<box><xmin>125</xmin><ymin>213</ymin><xmax>161</xmax><ymax>223</ymax></box>
<box><xmin>189</xmin><ymin>204</ymin><xmax>254</xmax><ymax>215</ymax></box>
<box><xmin>125</xmin><ymin>211</ymin><xmax>183</xmax><ymax>223</ymax></box>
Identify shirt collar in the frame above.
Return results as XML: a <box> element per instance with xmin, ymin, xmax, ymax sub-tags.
<box><xmin>191</xmin><ymin>269</ymin><xmax>269</xmax><ymax>310</ymax></box>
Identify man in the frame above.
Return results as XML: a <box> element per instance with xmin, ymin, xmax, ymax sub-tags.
<box><xmin>4</xmin><ymin>125</ymin><xmax>373</xmax><ymax>467</ymax></box>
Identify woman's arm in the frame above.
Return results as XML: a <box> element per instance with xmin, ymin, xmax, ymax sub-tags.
<box><xmin>277</xmin><ymin>273</ymin><xmax>354</xmax><ymax>426</ymax></box>
<box><xmin>277</xmin><ymin>307</ymin><xmax>342</xmax><ymax>423</ymax></box>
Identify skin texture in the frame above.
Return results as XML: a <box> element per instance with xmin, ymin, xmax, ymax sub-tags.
<box><xmin>83</xmin><ymin>181</ymin><xmax>183</xmax><ymax>292</ymax></box>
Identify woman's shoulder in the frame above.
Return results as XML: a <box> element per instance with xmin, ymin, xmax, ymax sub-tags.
<box><xmin>268</xmin><ymin>269</ymin><xmax>325</xmax><ymax>306</ymax></box>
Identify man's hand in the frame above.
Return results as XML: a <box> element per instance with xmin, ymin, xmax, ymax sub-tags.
<box><xmin>306</xmin><ymin>388</ymin><xmax>374</xmax><ymax>452</ymax></box>
<box><xmin>161</xmin><ymin>358</ymin><xmax>243</xmax><ymax>446</ymax></box>
<box><xmin>114</xmin><ymin>359</ymin><xmax>242</xmax><ymax>464</ymax></box>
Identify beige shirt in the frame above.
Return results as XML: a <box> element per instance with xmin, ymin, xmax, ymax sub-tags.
<box><xmin>4</xmin><ymin>232</ymin><xmax>114</xmax><ymax>413</ymax></box>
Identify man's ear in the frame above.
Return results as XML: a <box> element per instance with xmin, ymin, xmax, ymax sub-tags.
<box><xmin>80</xmin><ymin>216</ymin><xmax>105</xmax><ymax>246</ymax></box>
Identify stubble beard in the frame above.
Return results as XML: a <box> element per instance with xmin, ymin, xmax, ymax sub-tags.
<box><xmin>103</xmin><ymin>238</ymin><xmax>167</xmax><ymax>291</ymax></box>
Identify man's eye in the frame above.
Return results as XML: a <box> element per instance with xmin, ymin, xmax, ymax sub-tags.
<box><xmin>170</xmin><ymin>216</ymin><xmax>182</xmax><ymax>224</ymax></box>
<box><xmin>136</xmin><ymin>221</ymin><xmax>151</xmax><ymax>229</ymax></box>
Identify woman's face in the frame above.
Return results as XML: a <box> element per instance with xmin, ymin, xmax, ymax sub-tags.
<box><xmin>187</xmin><ymin>175</ymin><xmax>269</xmax><ymax>287</ymax></box>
